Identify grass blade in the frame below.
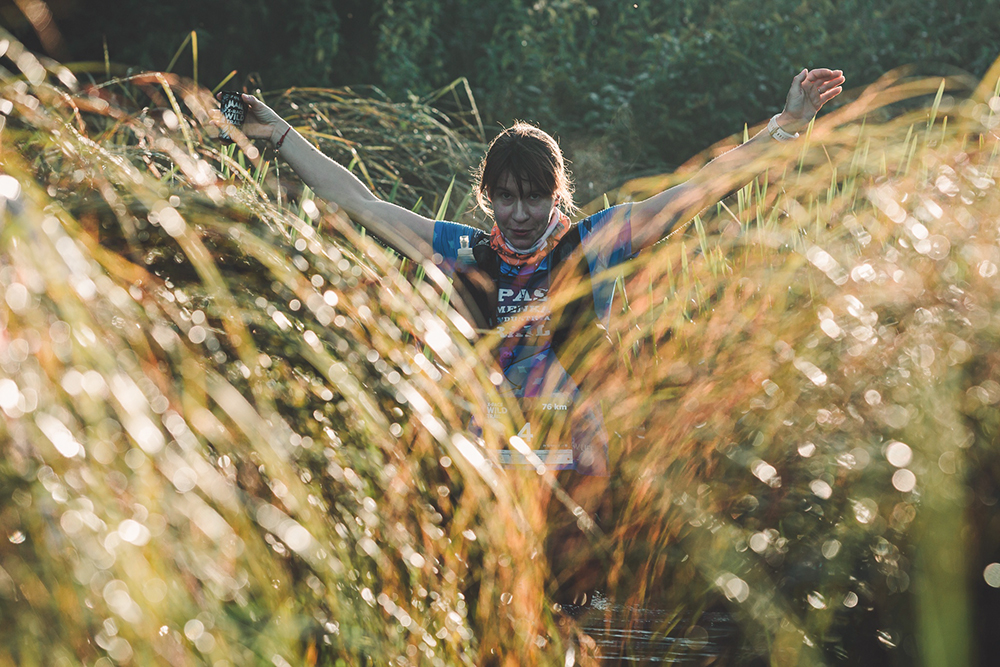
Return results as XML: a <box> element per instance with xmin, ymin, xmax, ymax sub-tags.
<box><xmin>165</xmin><ymin>31</ymin><xmax>193</xmax><ymax>74</ymax></box>
<box><xmin>213</xmin><ymin>69</ymin><xmax>237</xmax><ymax>95</ymax></box>
<box><xmin>435</xmin><ymin>175</ymin><xmax>456</xmax><ymax>221</ymax></box>
<box><xmin>191</xmin><ymin>30</ymin><xmax>199</xmax><ymax>88</ymax></box>
<box><xmin>928</xmin><ymin>78</ymin><xmax>946</xmax><ymax>131</ymax></box>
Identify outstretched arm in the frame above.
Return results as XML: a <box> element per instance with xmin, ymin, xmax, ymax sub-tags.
<box><xmin>233</xmin><ymin>94</ymin><xmax>437</xmax><ymax>257</ymax></box>
<box><xmin>629</xmin><ymin>68</ymin><xmax>845</xmax><ymax>250</ymax></box>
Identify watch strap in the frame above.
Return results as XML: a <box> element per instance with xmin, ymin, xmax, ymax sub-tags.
<box><xmin>768</xmin><ymin>114</ymin><xmax>800</xmax><ymax>142</ymax></box>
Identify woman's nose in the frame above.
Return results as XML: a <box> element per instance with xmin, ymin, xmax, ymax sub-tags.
<box><xmin>513</xmin><ymin>199</ymin><xmax>529</xmax><ymax>221</ymax></box>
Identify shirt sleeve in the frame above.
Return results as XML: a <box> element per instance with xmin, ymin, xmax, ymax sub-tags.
<box><xmin>577</xmin><ymin>204</ymin><xmax>635</xmax><ymax>324</ymax></box>
<box><xmin>577</xmin><ymin>204</ymin><xmax>635</xmax><ymax>270</ymax></box>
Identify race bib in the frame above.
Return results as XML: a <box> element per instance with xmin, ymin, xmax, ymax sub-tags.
<box><xmin>492</xmin><ymin>395</ymin><xmax>575</xmax><ymax>470</ymax></box>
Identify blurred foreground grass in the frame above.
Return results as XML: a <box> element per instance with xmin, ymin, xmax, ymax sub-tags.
<box><xmin>2</xmin><ymin>28</ymin><xmax>1000</xmax><ymax>666</ymax></box>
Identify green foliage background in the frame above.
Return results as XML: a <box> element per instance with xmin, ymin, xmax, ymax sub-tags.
<box><xmin>7</xmin><ymin>0</ymin><xmax>999</xmax><ymax>193</ymax></box>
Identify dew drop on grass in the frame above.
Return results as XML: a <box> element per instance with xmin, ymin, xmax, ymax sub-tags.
<box><xmin>171</xmin><ymin>467</ymin><xmax>197</xmax><ymax>493</ymax></box>
<box><xmin>5</xmin><ymin>283</ymin><xmax>29</xmax><ymax>312</ymax></box>
<box><xmin>984</xmin><ymin>563</ymin><xmax>1000</xmax><ymax>588</ymax></box>
<box><xmin>0</xmin><ymin>379</ymin><xmax>19</xmax><ymax>410</ymax></box>
<box><xmin>184</xmin><ymin>619</ymin><xmax>204</xmax><ymax>641</ymax></box>
<box><xmin>836</xmin><ymin>452</ymin><xmax>857</xmax><ymax>469</ymax></box>
<box><xmin>810</xmin><ymin>480</ymin><xmax>833</xmax><ymax>500</ymax></box>
<box><xmin>892</xmin><ymin>469</ymin><xmax>916</xmax><ymax>492</ymax></box>
<box><xmin>807</xmin><ymin>592</ymin><xmax>826</xmax><ymax>609</ymax></box>
<box><xmin>820</xmin><ymin>318</ymin><xmax>841</xmax><ymax>338</ymax></box>
<box><xmin>851</xmin><ymin>447</ymin><xmax>871</xmax><ymax>468</ymax></box>
<box><xmin>62</xmin><ymin>368</ymin><xmax>83</xmax><ymax>396</ymax></box>
<box><xmin>877</xmin><ymin>630</ymin><xmax>897</xmax><ymax>648</ymax></box>
<box><xmin>144</xmin><ymin>579</ymin><xmax>167</xmax><ymax>603</ymax></box>
<box><xmin>749</xmin><ymin>532</ymin><xmax>770</xmax><ymax>553</ymax></box>
<box><xmin>751</xmin><ymin>460</ymin><xmax>779</xmax><ymax>486</ymax></box>
<box><xmin>885</xmin><ymin>441</ymin><xmax>912</xmax><ymax>467</ymax></box>
<box><xmin>850</xmin><ymin>263</ymin><xmax>876</xmax><ymax>282</ymax></box>
<box><xmin>684</xmin><ymin>625</ymin><xmax>709</xmax><ymax>651</ymax></box>
<box><xmin>852</xmin><ymin>498</ymin><xmax>877</xmax><ymax>524</ymax></box>
<box><xmin>194</xmin><ymin>633</ymin><xmax>215</xmax><ymax>653</ymax></box>
<box><xmin>794</xmin><ymin>358</ymin><xmax>827</xmax><ymax>386</ymax></box>
<box><xmin>822</xmin><ymin>539</ymin><xmax>841</xmax><ymax>559</ymax></box>
<box><xmin>117</xmin><ymin>519</ymin><xmax>150</xmax><ymax>546</ymax></box>
<box><xmin>716</xmin><ymin>573</ymin><xmax>749</xmax><ymax>603</ymax></box>
<box><xmin>938</xmin><ymin>451</ymin><xmax>957</xmax><ymax>475</ymax></box>
<box><xmin>0</xmin><ymin>174</ymin><xmax>21</xmax><ymax>200</ymax></box>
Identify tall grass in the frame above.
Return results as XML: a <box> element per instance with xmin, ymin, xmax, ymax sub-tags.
<box><xmin>576</xmin><ymin>63</ymin><xmax>1000</xmax><ymax>665</ymax></box>
<box><xmin>0</xmin><ymin>30</ymin><xmax>541</xmax><ymax>667</ymax></box>
<box><xmin>264</xmin><ymin>80</ymin><xmax>484</xmax><ymax>222</ymax></box>
<box><xmin>2</xmin><ymin>26</ymin><xmax>1000</xmax><ymax>666</ymax></box>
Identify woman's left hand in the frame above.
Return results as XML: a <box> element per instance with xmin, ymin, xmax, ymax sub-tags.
<box><xmin>776</xmin><ymin>68</ymin><xmax>845</xmax><ymax>134</ymax></box>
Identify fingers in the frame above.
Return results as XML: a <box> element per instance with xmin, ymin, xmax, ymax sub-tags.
<box><xmin>818</xmin><ymin>86</ymin><xmax>843</xmax><ymax>104</ymax></box>
<box><xmin>806</xmin><ymin>71</ymin><xmax>846</xmax><ymax>90</ymax></box>
<box><xmin>240</xmin><ymin>94</ymin><xmax>275</xmax><ymax>119</ymax></box>
<box><xmin>804</xmin><ymin>68</ymin><xmax>842</xmax><ymax>80</ymax></box>
<box><xmin>817</xmin><ymin>78</ymin><xmax>844</xmax><ymax>94</ymax></box>
<box><xmin>214</xmin><ymin>92</ymin><xmax>263</xmax><ymax>108</ymax></box>
<box><xmin>241</xmin><ymin>93</ymin><xmax>265</xmax><ymax>109</ymax></box>
<box><xmin>799</xmin><ymin>68</ymin><xmax>845</xmax><ymax>101</ymax></box>
<box><xmin>816</xmin><ymin>80</ymin><xmax>845</xmax><ymax>98</ymax></box>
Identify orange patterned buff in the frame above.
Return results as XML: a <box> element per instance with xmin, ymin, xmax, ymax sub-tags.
<box><xmin>488</xmin><ymin>210</ymin><xmax>571</xmax><ymax>267</ymax></box>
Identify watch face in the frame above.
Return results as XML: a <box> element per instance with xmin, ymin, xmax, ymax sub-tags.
<box><xmin>218</xmin><ymin>91</ymin><xmax>246</xmax><ymax>142</ymax></box>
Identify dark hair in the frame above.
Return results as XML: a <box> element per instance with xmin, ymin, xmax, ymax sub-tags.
<box><xmin>474</xmin><ymin>121</ymin><xmax>576</xmax><ymax>217</ymax></box>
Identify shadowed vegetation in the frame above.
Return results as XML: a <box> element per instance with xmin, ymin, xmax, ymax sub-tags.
<box><xmin>8</xmin><ymin>0</ymin><xmax>999</xmax><ymax>192</ymax></box>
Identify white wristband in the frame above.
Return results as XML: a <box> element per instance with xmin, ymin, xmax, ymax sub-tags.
<box><xmin>768</xmin><ymin>114</ymin><xmax>799</xmax><ymax>142</ymax></box>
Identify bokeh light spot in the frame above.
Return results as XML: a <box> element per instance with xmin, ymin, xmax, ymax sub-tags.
<box><xmin>984</xmin><ymin>563</ymin><xmax>1000</xmax><ymax>588</ymax></box>
<box><xmin>885</xmin><ymin>441</ymin><xmax>912</xmax><ymax>468</ymax></box>
<box><xmin>892</xmin><ymin>469</ymin><xmax>916</xmax><ymax>493</ymax></box>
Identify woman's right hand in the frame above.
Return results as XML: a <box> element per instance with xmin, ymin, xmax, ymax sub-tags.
<box><xmin>216</xmin><ymin>92</ymin><xmax>288</xmax><ymax>144</ymax></box>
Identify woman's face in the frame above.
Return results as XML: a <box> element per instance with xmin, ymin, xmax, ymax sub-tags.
<box><xmin>490</xmin><ymin>172</ymin><xmax>557</xmax><ymax>250</ymax></box>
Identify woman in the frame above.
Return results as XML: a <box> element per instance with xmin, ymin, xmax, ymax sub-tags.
<box><xmin>229</xmin><ymin>67</ymin><xmax>844</xmax><ymax>606</ymax></box>
<box><xmin>234</xmin><ymin>68</ymin><xmax>842</xmax><ymax>255</ymax></box>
